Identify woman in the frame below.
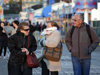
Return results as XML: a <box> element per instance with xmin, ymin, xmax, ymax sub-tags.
<box><xmin>0</xmin><ymin>22</ymin><xmax>8</xmax><ymax>59</ymax></box>
<box><xmin>40</xmin><ymin>21</ymin><xmax>62</xmax><ymax>75</ymax></box>
<box><xmin>8</xmin><ymin>22</ymin><xmax>37</xmax><ymax>75</ymax></box>
<box><xmin>4</xmin><ymin>22</ymin><xmax>14</xmax><ymax>37</ymax></box>
<box><xmin>11</xmin><ymin>20</ymin><xmax>19</xmax><ymax>35</ymax></box>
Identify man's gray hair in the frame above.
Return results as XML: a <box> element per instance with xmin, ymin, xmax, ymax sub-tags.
<box><xmin>74</xmin><ymin>13</ymin><xmax>84</xmax><ymax>21</ymax></box>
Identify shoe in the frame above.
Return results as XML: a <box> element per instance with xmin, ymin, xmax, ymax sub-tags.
<box><xmin>0</xmin><ymin>56</ymin><xmax>2</xmax><ymax>59</ymax></box>
<box><xmin>3</xmin><ymin>56</ymin><xmax>9</xmax><ymax>60</ymax></box>
<box><xmin>3</xmin><ymin>56</ymin><xmax>7</xmax><ymax>59</ymax></box>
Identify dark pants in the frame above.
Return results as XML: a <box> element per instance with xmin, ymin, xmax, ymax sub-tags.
<box><xmin>41</xmin><ymin>60</ymin><xmax>58</xmax><ymax>75</ymax></box>
<box><xmin>8</xmin><ymin>63</ymin><xmax>32</xmax><ymax>75</ymax></box>
<box><xmin>72</xmin><ymin>56</ymin><xmax>91</xmax><ymax>75</ymax></box>
<box><xmin>0</xmin><ymin>38</ymin><xmax>8</xmax><ymax>56</ymax></box>
<box><xmin>0</xmin><ymin>46</ymin><xmax>7</xmax><ymax>56</ymax></box>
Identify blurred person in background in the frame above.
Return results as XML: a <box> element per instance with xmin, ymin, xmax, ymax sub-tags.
<box><xmin>28</xmin><ymin>20</ymin><xmax>36</xmax><ymax>35</ymax></box>
<box><xmin>11</xmin><ymin>20</ymin><xmax>19</xmax><ymax>35</ymax></box>
<box><xmin>0</xmin><ymin>22</ymin><xmax>8</xmax><ymax>59</ymax></box>
<box><xmin>4</xmin><ymin>22</ymin><xmax>14</xmax><ymax>37</ymax></box>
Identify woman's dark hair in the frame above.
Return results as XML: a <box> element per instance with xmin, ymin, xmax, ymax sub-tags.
<box><xmin>5</xmin><ymin>21</ymin><xmax>10</xmax><ymax>26</ymax></box>
<box><xmin>12</xmin><ymin>20</ymin><xmax>19</xmax><ymax>29</ymax></box>
<box><xmin>0</xmin><ymin>22</ymin><xmax>5</xmax><ymax>27</ymax></box>
<box><xmin>47</xmin><ymin>21</ymin><xmax>59</xmax><ymax>30</ymax></box>
<box><xmin>13</xmin><ymin>20</ymin><xmax>19</xmax><ymax>26</ymax></box>
<box><xmin>17</xmin><ymin>22</ymin><xmax>29</xmax><ymax>32</ymax></box>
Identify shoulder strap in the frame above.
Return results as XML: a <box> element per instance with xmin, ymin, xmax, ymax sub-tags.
<box><xmin>86</xmin><ymin>25</ymin><xmax>93</xmax><ymax>43</ymax></box>
<box><xmin>27</xmin><ymin>36</ymin><xmax>30</xmax><ymax>49</ymax></box>
<box><xmin>70</xmin><ymin>26</ymin><xmax>75</xmax><ymax>38</ymax></box>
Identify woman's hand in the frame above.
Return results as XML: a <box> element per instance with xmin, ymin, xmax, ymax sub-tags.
<box><xmin>26</xmin><ymin>50</ymin><xmax>29</xmax><ymax>55</ymax></box>
<box><xmin>21</xmin><ymin>48</ymin><xmax>29</xmax><ymax>55</ymax></box>
<box><xmin>2</xmin><ymin>30</ymin><xmax>6</xmax><ymax>33</ymax></box>
<box><xmin>21</xmin><ymin>48</ymin><xmax>27</xmax><ymax>52</ymax></box>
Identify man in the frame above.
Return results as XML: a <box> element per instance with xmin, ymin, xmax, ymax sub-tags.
<box><xmin>4</xmin><ymin>22</ymin><xmax>14</xmax><ymax>37</ymax></box>
<box><xmin>65</xmin><ymin>14</ymin><xmax>99</xmax><ymax>75</ymax></box>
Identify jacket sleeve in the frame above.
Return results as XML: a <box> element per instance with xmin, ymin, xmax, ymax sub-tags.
<box><xmin>88</xmin><ymin>27</ymin><xmax>99</xmax><ymax>53</ymax></box>
<box><xmin>0</xmin><ymin>28</ymin><xmax>5</xmax><ymax>35</ymax></box>
<box><xmin>65</xmin><ymin>29</ymin><xmax>72</xmax><ymax>52</ymax></box>
<box><xmin>28</xmin><ymin>35</ymin><xmax>37</xmax><ymax>53</ymax></box>
<box><xmin>8</xmin><ymin>36</ymin><xmax>26</xmax><ymax>56</ymax></box>
<box><xmin>0</xmin><ymin>29</ymin><xmax>2</xmax><ymax>35</ymax></box>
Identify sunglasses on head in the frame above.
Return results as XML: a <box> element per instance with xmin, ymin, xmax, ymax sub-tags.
<box><xmin>23</xmin><ymin>28</ymin><xmax>30</xmax><ymax>31</ymax></box>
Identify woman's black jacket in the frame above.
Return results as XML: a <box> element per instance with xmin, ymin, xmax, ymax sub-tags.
<box><xmin>0</xmin><ymin>27</ymin><xmax>8</xmax><ymax>46</ymax></box>
<box><xmin>8</xmin><ymin>32</ymin><xmax>37</xmax><ymax>66</ymax></box>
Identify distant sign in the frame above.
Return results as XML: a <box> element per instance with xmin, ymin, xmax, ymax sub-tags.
<box><xmin>0</xmin><ymin>1</ymin><xmax>3</xmax><ymax>15</ymax></box>
<box><xmin>0</xmin><ymin>5</ymin><xmax>3</xmax><ymax>13</ymax></box>
<box><xmin>74</xmin><ymin>0</ymin><xmax>97</xmax><ymax>9</ymax></box>
<box><xmin>20</xmin><ymin>12</ymin><xmax>28</xmax><ymax>20</ymax></box>
<box><xmin>49</xmin><ymin>0</ymin><xmax>55</xmax><ymax>5</ymax></box>
<box><xmin>0</xmin><ymin>5</ymin><xmax>4</xmax><ymax>20</ymax></box>
<box><xmin>29</xmin><ymin>13</ymin><xmax>34</xmax><ymax>21</ymax></box>
<box><xmin>0</xmin><ymin>0</ymin><xmax>3</xmax><ymax>5</ymax></box>
<box><xmin>0</xmin><ymin>0</ymin><xmax>4</xmax><ymax>21</ymax></box>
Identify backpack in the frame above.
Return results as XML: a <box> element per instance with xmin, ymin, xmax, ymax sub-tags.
<box><xmin>70</xmin><ymin>24</ymin><xmax>93</xmax><ymax>43</ymax></box>
<box><xmin>43</xmin><ymin>41</ymin><xmax>63</xmax><ymax>61</ymax></box>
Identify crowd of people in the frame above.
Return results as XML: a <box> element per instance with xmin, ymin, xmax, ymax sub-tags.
<box><xmin>0</xmin><ymin>13</ymin><xmax>99</xmax><ymax>75</ymax></box>
<box><xmin>0</xmin><ymin>20</ymin><xmax>44</xmax><ymax>59</ymax></box>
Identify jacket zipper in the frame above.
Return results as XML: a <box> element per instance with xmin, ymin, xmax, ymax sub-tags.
<box><xmin>78</xmin><ymin>29</ymin><xmax>80</xmax><ymax>58</ymax></box>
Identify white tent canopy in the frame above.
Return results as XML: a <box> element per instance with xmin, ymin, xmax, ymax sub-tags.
<box><xmin>34</xmin><ymin>8</ymin><xmax>43</xmax><ymax>17</ymax></box>
<box><xmin>34</xmin><ymin>1</ymin><xmax>72</xmax><ymax>18</ymax></box>
<box><xmin>52</xmin><ymin>1</ymin><xmax>70</xmax><ymax>11</ymax></box>
<box><xmin>91</xmin><ymin>3</ymin><xmax>100</xmax><ymax>21</ymax></box>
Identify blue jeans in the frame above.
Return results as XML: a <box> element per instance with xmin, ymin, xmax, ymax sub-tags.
<box><xmin>72</xmin><ymin>56</ymin><xmax>91</xmax><ymax>75</ymax></box>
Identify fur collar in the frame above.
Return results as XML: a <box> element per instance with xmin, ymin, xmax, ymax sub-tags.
<box><xmin>41</xmin><ymin>27</ymin><xmax>57</xmax><ymax>35</ymax></box>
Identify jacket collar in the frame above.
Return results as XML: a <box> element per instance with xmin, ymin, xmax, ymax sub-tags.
<box><xmin>81</xmin><ymin>22</ymin><xmax>85</xmax><ymax>28</ymax></box>
<box><xmin>16</xmin><ymin>31</ymin><xmax>25</xmax><ymax>37</ymax></box>
<box><xmin>75</xmin><ymin>22</ymin><xmax>85</xmax><ymax>29</ymax></box>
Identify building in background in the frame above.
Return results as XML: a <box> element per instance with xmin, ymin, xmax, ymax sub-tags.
<box><xmin>22</xmin><ymin>0</ymin><xmax>43</xmax><ymax>10</ymax></box>
<box><xmin>91</xmin><ymin>1</ymin><xmax>100</xmax><ymax>40</ymax></box>
<box><xmin>3</xmin><ymin>0</ymin><xmax>43</xmax><ymax>14</ymax></box>
<box><xmin>0</xmin><ymin>0</ymin><xmax>4</xmax><ymax>21</ymax></box>
<box><xmin>47</xmin><ymin>0</ymin><xmax>71</xmax><ymax>5</ymax></box>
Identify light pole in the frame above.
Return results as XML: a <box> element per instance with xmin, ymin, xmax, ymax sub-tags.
<box><xmin>19</xmin><ymin>0</ymin><xmax>22</xmax><ymax>11</ymax></box>
<box><xmin>84</xmin><ymin>8</ymin><xmax>89</xmax><ymax>24</ymax></box>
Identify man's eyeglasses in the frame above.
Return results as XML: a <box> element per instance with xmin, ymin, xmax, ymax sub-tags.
<box><xmin>23</xmin><ymin>29</ymin><xmax>30</xmax><ymax>31</ymax></box>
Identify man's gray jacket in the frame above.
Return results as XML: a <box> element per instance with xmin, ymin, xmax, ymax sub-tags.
<box><xmin>65</xmin><ymin>23</ymin><xmax>99</xmax><ymax>59</ymax></box>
